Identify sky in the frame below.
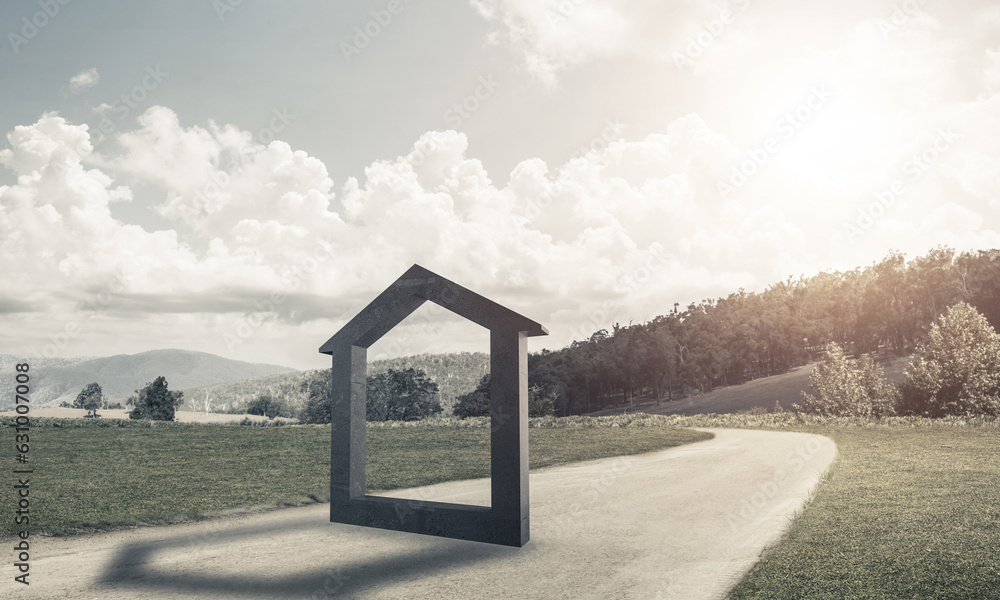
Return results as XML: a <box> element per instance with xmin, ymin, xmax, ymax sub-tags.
<box><xmin>1</xmin><ymin>0</ymin><xmax>998</xmax><ymax>370</ymax></box>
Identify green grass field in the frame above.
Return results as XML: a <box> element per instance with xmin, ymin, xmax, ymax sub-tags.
<box><xmin>726</xmin><ymin>425</ymin><xmax>1000</xmax><ymax>600</ymax></box>
<box><xmin>0</xmin><ymin>419</ymin><xmax>710</xmax><ymax>536</ymax></box>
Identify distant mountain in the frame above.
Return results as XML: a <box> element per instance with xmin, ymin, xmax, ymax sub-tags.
<box><xmin>0</xmin><ymin>350</ymin><xmax>295</xmax><ymax>409</ymax></box>
<box><xmin>180</xmin><ymin>351</ymin><xmax>490</xmax><ymax>417</ymax></box>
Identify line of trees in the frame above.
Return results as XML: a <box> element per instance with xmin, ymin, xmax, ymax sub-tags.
<box><xmin>451</xmin><ymin>373</ymin><xmax>556</xmax><ymax>418</ymax></box>
<box><xmin>297</xmin><ymin>367</ymin><xmax>443</xmax><ymax>424</ymax></box>
<box><xmin>527</xmin><ymin>246</ymin><xmax>1000</xmax><ymax>415</ymax></box>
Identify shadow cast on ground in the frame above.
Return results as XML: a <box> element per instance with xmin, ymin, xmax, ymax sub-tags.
<box><xmin>97</xmin><ymin>509</ymin><xmax>517</xmax><ymax>598</ymax></box>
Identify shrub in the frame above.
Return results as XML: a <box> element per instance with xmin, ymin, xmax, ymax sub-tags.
<box><xmin>795</xmin><ymin>342</ymin><xmax>897</xmax><ymax>417</ymax></box>
<box><xmin>898</xmin><ymin>302</ymin><xmax>1000</xmax><ymax>417</ymax></box>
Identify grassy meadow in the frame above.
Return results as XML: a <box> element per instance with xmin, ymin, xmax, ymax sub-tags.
<box><xmin>724</xmin><ymin>421</ymin><xmax>1000</xmax><ymax>600</ymax></box>
<box><xmin>0</xmin><ymin>416</ymin><xmax>710</xmax><ymax>536</ymax></box>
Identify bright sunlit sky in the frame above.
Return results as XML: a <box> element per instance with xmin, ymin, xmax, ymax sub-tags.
<box><xmin>1</xmin><ymin>0</ymin><xmax>999</xmax><ymax>369</ymax></box>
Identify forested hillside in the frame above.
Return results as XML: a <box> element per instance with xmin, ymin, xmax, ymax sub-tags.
<box><xmin>180</xmin><ymin>352</ymin><xmax>488</xmax><ymax>416</ymax></box>
<box><xmin>529</xmin><ymin>247</ymin><xmax>1000</xmax><ymax>416</ymax></box>
<box><xmin>182</xmin><ymin>246</ymin><xmax>1000</xmax><ymax>421</ymax></box>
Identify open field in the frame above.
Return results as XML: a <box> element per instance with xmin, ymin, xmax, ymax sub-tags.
<box><xmin>0</xmin><ymin>419</ymin><xmax>710</xmax><ymax>536</ymax></box>
<box><xmin>0</xmin><ymin>406</ymin><xmax>299</xmax><ymax>424</ymax></box>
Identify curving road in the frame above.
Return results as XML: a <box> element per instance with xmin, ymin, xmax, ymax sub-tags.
<box><xmin>6</xmin><ymin>428</ymin><xmax>835</xmax><ymax>599</ymax></box>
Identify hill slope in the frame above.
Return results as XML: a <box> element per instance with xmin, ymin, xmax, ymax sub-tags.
<box><xmin>586</xmin><ymin>353</ymin><xmax>911</xmax><ymax>417</ymax></box>
<box><xmin>0</xmin><ymin>350</ymin><xmax>295</xmax><ymax>409</ymax></box>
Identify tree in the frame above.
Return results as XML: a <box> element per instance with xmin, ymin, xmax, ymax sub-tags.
<box><xmin>452</xmin><ymin>374</ymin><xmax>556</xmax><ymax>418</ymax></box>
<box><xmin>452</xmin><ymin>373</ymin><xmax>490</xmax><ymax>418</ymax></box>
<box><xmin>898</xmin><ymin>302</ymin><xmax>1000</xmax><ymax>417</ymax></box>
<box><xmin>366</xmin><ymin>368</ymin><xmax>442</xmax><ymax>421</ymax></box>
<box><xmin>128</xmin><ymin>376</ymin><xmax>183</xmax><ymax>421</ymax></box>
<box><xmin>298</xmin><ymin>371</ymin><xmax>333</xmax><ymax>424</ymax></box>
<box><xmin>794</xmin><ymin>342</ymin><xmax>897</xmax><ymax>417</ymax></box>
<box><xmin>528</xmin><ymin>386</ymin><xmax>556</xmax><ymax>417</ymax></box>
<box><xmin>246</xmin><ymin>394</ymin><xmax>283</xmax><ymax>419</ymax></box>
<box><xmin>298</xmin><ymin>367</ymin><xmax>443</xmax><ymax>423</ymax></box>
<box><xmin>74</xmin><ymin>382</ymin><xmax>104</xmax><ymax>418</ymax></box>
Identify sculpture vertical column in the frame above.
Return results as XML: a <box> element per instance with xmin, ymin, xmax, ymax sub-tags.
<box><xmin>490</xmin><ymin>328</ymin><xmax>529</xmax><ymax>546</ymax></box>
<box><xmin>331</xmin><ymin>344</ymin><xmax>367</xmax><ymax>512</ymax></box>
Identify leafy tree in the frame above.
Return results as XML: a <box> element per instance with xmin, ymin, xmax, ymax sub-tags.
<box><xmin>298</xmin><ymin>367</ymin><xmax>442</xmax><ymax>423</ymax></box>
<box><xmin>74</xmin><ymin>382</ymin><xmax>104</xmax><ymax>418</ymax></box>
<box><xmin>298</xmin><ymin>371</ymin><xmax>333</xmax><ymax>424</ymax></box>
<box><xmin>794</xmin><ymin>343</ymin><xmax>897</xmax><ymax>417</ymax></box>
<box><xmin>246</xmin><ymin>394</ymin><xmax>283</xmax><ymax>419</ymax></box>
<box><xmin>452</xmin><ymin>374</ymin><xmax>557</xmax><ymax>418</ymax></box>
<box><xmin>528</xmin><ymin>386</ymin><xmax>556</xmax><ymax>417</ymax></box>
<box><xmin>453</xmin><ymin>374</ymin><xmax>490</xmax><ymax>418</ymax></box>
<box><xmin>128</xmin><ymin>376</ymin><xmax>183</xmax><ymax>421</ymax></box>
<box><xmin>366</xmin><ymin>368</ymin><xmax>442</xmax><ymax>421</ymax></box>
<box><xmin>898</xmin><ymin>302</ymin><xmax>1000</xmax><ymax>417</ymax></box>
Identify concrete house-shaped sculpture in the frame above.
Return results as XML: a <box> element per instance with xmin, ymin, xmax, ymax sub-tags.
<box><xmin>319</xmin><ymin>264</ymin><xmax>548</xmax><ymax>547</ymax></box>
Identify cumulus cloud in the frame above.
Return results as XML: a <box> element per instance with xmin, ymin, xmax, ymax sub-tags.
<box><xmin>69</xmin><ymin>68</ymin><xmax>100</xmax><ymax>93</ymax></box>
<box><xmin>468</xmin><ymin>0</ymin><xmax>730</xmax><ymax>84</ymax></box>
<box><xmin>0</xmin><ymin>108</ymin><xmax>811</xmax><ymax>353</ymax></box>
<box><xmin>2</xmin><ymin>94</ymin><xmax>1000</xmax><ymax>363</ymax></box>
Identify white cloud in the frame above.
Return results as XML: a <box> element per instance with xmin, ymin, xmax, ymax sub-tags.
<box><xmin>3</xmin><ymin>94</ymin><xmax>1000</xmax><ymax>363</ymax></box>
<box><xmin>984</xmin><ymin>46</ymin><xmax>1000</xmax><ymax>92</ymax></box>
<box><xmin>69</xmin><ymin>68</ymin><xmax>100</xmax><ymax>93</ymax></box>
<box><xmin>468</xmin><ymin>0</ymin><xmax>723</xmax><ymax>84</ymax></box>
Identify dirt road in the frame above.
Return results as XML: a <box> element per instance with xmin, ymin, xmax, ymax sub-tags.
<box><xmin>4</xmin><ymin>428</ymin><xmax>835</xmax><ymax>599</ymax></box>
